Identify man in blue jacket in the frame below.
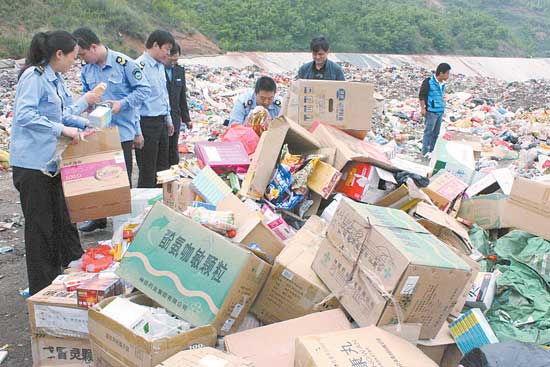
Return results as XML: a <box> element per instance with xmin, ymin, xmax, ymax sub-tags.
<box><xmin>418</xmin><ymin>63</ymin><xmax>451</xmax><ymax>157</ymax></box>
<box><xmin>297</xmin><ymin>37</ymin><xmax>345</xmax><ymax>81</ymax></box>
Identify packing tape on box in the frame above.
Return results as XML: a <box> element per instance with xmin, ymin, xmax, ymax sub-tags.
<box><xmin>314</xmin><ymin>217</ymin><xmax>405</xmax><ymax>332</ymax></box>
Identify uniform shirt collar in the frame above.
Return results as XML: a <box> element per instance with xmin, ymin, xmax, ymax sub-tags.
<box><xmin>104</xmin><ymin>48</ymin><xmax>114</xmax><ymax>68</ymax></box>
<box><xmin>143</xmin><ymin>51</ymin><xmax>160</xmax><ymax>68</ymax></box>
<box><xmin>44</xmin><ymin>64</ymin><xmax>58</xmax><ymax>82</ymax></box>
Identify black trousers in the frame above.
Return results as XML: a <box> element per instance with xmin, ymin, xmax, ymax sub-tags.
<box><xmin>135</xmin><ymin>116</ymin><xmax>169</xmax><ymax>188</ymax></box>
<box><xmin>168</xmin><ymin>118</ymin><xmax>181</xmax><ymax>166</ymax></box>
<box><xmin>12</xmin><ymin>167</ymin><xmax>83</xmax><ymax>295</ymax></box>
<box><xmin>121</xmin><ymin>140</ymin><xmax>133</xmax><ymax>188</ymax></box>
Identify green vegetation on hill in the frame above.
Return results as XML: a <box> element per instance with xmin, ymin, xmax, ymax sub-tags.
<box><xmin>0</xmin><ymin>0</ymin><xmax>548</xmax><ymax>58</ymax></box>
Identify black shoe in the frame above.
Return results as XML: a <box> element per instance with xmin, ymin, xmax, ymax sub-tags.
<box><xmin>78</xmin><ymin>218</ymin><xmax>107</xmax><ymax>233</ymax></box>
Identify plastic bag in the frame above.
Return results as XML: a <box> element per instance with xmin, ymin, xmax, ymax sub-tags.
<box><xmin>461</xmin><ymin>341</ymin><xmax>550</xmax><ymax>367</ymax></box>
<box><xmin>221</xmin><ymin>124</ymin><xmax>260</xmax><ymax>155</ymax></box>
<box><xmin>244</xmin><ymin>106</ymin><xmax>272</xmax><ymax>136</ymax></box>
<box><xmin>81</xmin><ymin>245</ymin><xmax>114</xmax><ymax>273</ymax></box>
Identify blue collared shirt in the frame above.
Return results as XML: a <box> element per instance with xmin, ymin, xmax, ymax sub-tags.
<box><xmin>136</xmin><ymin>52</ymin><xmax>172</xmax><ymax>125</ymax></box>
<box><xmin>229</xmin><ymin>89</ymin><xmax>282</xmax><ymax>125</ymax></box>
<box><xmin>81</xmin><ymin>49</ymin><xmax>151</xmax><ymax>142</ymax></box>
<box><xmin>10</xmin><ymin>64</ymin><xmax>89</xmax><ymax>172</ymax></box>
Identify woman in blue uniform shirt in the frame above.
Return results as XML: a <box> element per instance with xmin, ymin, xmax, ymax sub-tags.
<box><xmin>10</xmin><ymin>31</ymin><xmax>96</xmax><ymax>295</ymax></box>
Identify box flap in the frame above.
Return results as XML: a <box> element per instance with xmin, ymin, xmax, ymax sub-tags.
<box><xmin>415</xmin><ymin>202</ymin><xmax>471</xmax><ymax>245</ymax></box>
<box><xmin>62</xmin><ymin>127</ymin><xmax>121</xmax><ymax>160</ymax></box>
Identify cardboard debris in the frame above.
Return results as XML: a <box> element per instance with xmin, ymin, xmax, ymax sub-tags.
<box><xmin>162</xmin><ymin>178</ymin><xmax>197</xmax><ymax>214</ymax></box>
<box><xmin>307</xmin><ymin>160</ymin><xmax>342</xmax><ymax>199</ymax></box>
<box><xmin>31</xmin><ymin>335</ymin><xmax>93</xmax><ymax>367</ymax></box>
<box><xmin>503</xmin><ymin>177</ymin><xmax>550</xmax><ymax>240</ymax></box>
<box><xmin>337</xmin><ymin>162</ymin><xmax>396</xmax><ymax>204</ymax></box>
<box><xmin>417</xmin><ymin>323</ymin><xmax>459</xmax><ymax>366</ymax></box>
<box><xmin>294</xmin><ymin>326</ymin><xmax>439</xmax><ymax>367</ymax></box>
<box><xmin>314</xmin><ymin>198</ymin><xmax>472</xmax><ymax>339</ymax></box>
<box><xmin>283</xmin><ymin>79</ymin><xmax>375</xmax><ymax>132</ymax></box>
<box><xmin>458</xmin><ymin>193</ymin><xmax>508</xmax><ymax>230</ymax></box>
<box><xmin>423</xmin><ymin>170</ymin><xmax>468</xmax><ymax>211</ymax></box>
<box><xmin>240</xmin><ymin>116</ymin><xmax>320</xmax><ymax>200</ymax></box>
<box><xmin>430</xmin><ymin>139</ymin><xmax>476</xmax><ymax>184</ymax></box>
<box><xmin>116</xmin><ymin>202</ymin><xmax>270</xmax><ymax>335</ymax></box>
<box><xmin>225</xmin><ymin>309</ymin><xmax>351</xmax><ymax>367</ymax></box>
<box><xmin>61</xmin><ymin>127</ymin><xmax>131</xmax><ymax>222</ymax></box>
<box><xmin>252</xmin><ymin>216</ymin><xmax>339</xmax><ymax>324</ymax></box>
<box><xmin>27</xmin><ymin>284</ymin><xmax>89</xmax><ymax>339</ymax></box>
<box><xmin>154</xmin><ymin>347</ymin><xmax>253</xmax><ymax>367</ymax></box>
<box><xmin>89</xmin><ymin>293</ymin><xmax>217</xmax><ymax>367</ymax></box>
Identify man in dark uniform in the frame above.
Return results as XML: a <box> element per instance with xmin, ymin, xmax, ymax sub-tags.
<box><xmin>164</xmin><ymin>43</ymin><xmax>191</xmax><ymax>166</ymax></box>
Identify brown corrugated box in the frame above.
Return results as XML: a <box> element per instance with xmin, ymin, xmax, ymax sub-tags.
<box><xmin>31</xmin><ymin>335</ymin><xmax>94</xmax><ymax>367</ymax></box>
<box><xmin>154</xmin><ymin>347</ymin><xmax>253</xmax><ymax>367</ymax></box>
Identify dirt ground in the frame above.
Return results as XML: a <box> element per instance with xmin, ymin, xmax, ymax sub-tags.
<box><xmin>0</xmin><ymin>170</ymin><xmax>115</xmax><ymax>367</ymax></box>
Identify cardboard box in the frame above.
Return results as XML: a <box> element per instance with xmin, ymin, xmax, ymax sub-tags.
<box><xmin>310</xmin><ymin>122</ymin><xmax>394</xmax><ymax>172</ymax></box>
<box><xmin>466</xmin><ymin>272</ymin><xmax>497</xmax><ymax>311</ymax></box>
<box><xmin>154</xmin><ymin>347</ymin><xmax>253</xmax><ymax>367</ymax></box>
<box><xmin>283</xmin><ymin>79</ymin><xmax>375</xmax><ymax>131</ymax></box>
<box><xmin>423</xmin><ymin>170</ymin><xmax>468</xmax><ymax>211</ymax></box>
<box><xmin>390</xmin><ymin>157</ymin><xmax>432</xmax><ymax>177</ymax></box>
<box><xmin>252</xmin><ymin>216</ymin><xmax>339</xmax><ymax>324</ymax></box>
<box><xmin>191</xmin><ymin>166</ymin><xmax>233</xmax><ymax>206</ymax></box>
<box><xmin>307</xmin><ymin>160</ymin><xmax>342</xmax><ymax>199</ymax></box>
<box><xmin>314</xmin><ymin>199</ymin><xmax>472</xmax><ymax>339</ymax></box>
<box><xmin>458</xmin><ymin>193</ymin><xmax>508</xmax><ymax>229</ymax></box>
<box><xmin>112</xmin><ymin>188</ymin><xmax>163</xmax><ymax>232</ymax></box>
<box><xmin>217</xmin><ymin>194</ymin><xmax>286</xmax><ymax>264</ymax></box>
<box><xmin>88</xmin><ymin>105</ymin><xmax>112</xmax><ymax>129</ymax></box>
<box><xmin>195</xmin><ymin>141</ymin><xmax>250</xmax><ymax>174</ymax></box>
<box><xmin>31</xmin><ymin>335</ymin><xmax>93</xmax><ymax>367</ymax></box>
<box><xmin>89</xmin><ymin>294</ymin><xmax>217</xmax><ymax>367</ymax></box>
<box><xmin>77</xmin><ymin>278</ymin><xmax>124</xmax><ymax>309</ymax></box>
<box><xmin>225</xmin><ymin>309</ymin><xmax>351</xmax><ymax>367</ymax></box>
<box><xmin>116</xmin><ymin>202</ymin><xmax>270</xmax><ymax>335</ymax></box>
<box><xmin>240</xmin><ymin>116</ymin><xmax>320</xmax><ymax>200</ymax></box>
<box><xmin>294</xmin><ymin>326</ymin><xmax>439</xmax><ymax>367</ymax></box>
<box><xmin>417</xmin><ymin>323</ymin><xmax>457</xmax><ymax>366</ymax></box>
<box><xmin>503</xmin><ymin>177</ymin><xmax>550</xmax><ymax>240</ymax></box>
<box><xmin>163</xmin><ymin>178</ymin><xmax>196</xmax><ymax>214</ymax></box>
<box><xmin>27</xmin><ymin>284</ymin><xmax>89</xmax><ymax>339</ymax></box>
<box><xmin>430</xmin><ymin>139</ymin><xmax>475</xmax><ymax>184</ymax></box>
<box><xmin>337</xmin><ymin>162</ymin><xmax>396</xmax><ymax>204</ymax></box>
<box><xmin>375</xmin><ymin>184</ymin><xmax>421</xmax><ymax>211</ymax></box>
<box><xmin>61</xmin><ymin>127</ymin><xmax>131</xmax><ymax>223</ymax></box>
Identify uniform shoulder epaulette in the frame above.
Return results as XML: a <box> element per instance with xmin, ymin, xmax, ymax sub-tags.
<box><xmin>274</xmin><ymin>99</ymin><xmax>282</xmax><ymax>107</ymax></box>
<box><xmin>139</xmin><ymin>61</ymin><xmax>145</xmax><ymax>70</ymax></box>
<box><xmin>116</xmin><ymin>56</ymin><xmax>127</xmax><ymax>66</ymax></box>
<box><xmin>35</xmin><ymin>65</ymin><xmax>45</xmax><ymax>75</ymax></box>
<box><xmin>243</xmin><ymin>99</ymin><xmax>253</xmax><ymax>108</ymax></box>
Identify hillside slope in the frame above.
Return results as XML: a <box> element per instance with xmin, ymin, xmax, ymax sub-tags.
<box><xmin>0</xmin><ymin>0</ymin><xmax>548</xmax><ymax>58</ymax></box>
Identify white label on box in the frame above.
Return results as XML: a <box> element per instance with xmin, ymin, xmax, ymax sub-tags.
<box><xmin>221</xmin><ymin>318</ymin><xmax>235</xmax><ymax>332</ymax></box>
<box><xmin>230</xmin><ymin>303</ymin><xmax>244</xmax><ymax>318</ymax></box>
<box><xmin>204</xmin><ymin>146</ymin><xmax>222</xmax><ymax>162</ymax></box>
<box><xmin>282</xmin><ymin>268</ymin><xmax>294</xmax><ymax>281</ymax></box>
<box><xmin>400</xmin><ymin>276</ymin><xmax>420</xmax><ymax>295</ymax></box>
<box><xmin>114</xmin><ymin>152</ymin><xmax>125</xmax><ymax>164</ymax></box>
<box><xmin>34</xmin><ymin>304</ymin><xmax>89</xmax><ymax>334</ymax></box>
<box><xmin>199</xmin><ymin>355</ymin><xmax>229</xmax><ymax>367</ymax></box>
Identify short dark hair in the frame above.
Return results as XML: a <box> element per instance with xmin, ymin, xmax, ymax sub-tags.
<box><xmin>310</xmin><ymin>37</ymin><xmax>330</xmax><ymax>52</ymax></box>
<box><xmin>254</xmin><ymin>76</ymin><xmax>277</xmax><ymax>94</ymax></box>
<box><xmin>73</xmin><ymin>27</ymin><xmax>101</xmax><ymax>49</ymax></box>
<box><xmin>436</xmin><ymin>63</ymin><xmax>451</xmax><ymax>76</ymax></box>
<box><xmin>145</xmin><ymin>30</ymin><xmax>175</xmax><ymax>49</ymax></box>
<box><xmin>170</xmin><ymin>43</ymin><xmax>181</xmax><ymax>56</ymax></box>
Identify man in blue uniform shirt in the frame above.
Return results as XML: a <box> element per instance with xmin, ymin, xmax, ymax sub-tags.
<box><xmin>297</xmin><ymin>37</ymin><xmax>345</xmax><ymax>81</ymax></box>
<box><xmin>73</xmin><ymin>27</ymin><xmax>151</xmax><ymax>232</ymax></box>
<box><xmin>136</xmin><ymin>30</ymin><xmax>175</xmax><ymax>188</ymax></box>
<box><xmin>229</xmin><ymin>76</ymin><xmax>282</xmax><ymax>125</ymax></box>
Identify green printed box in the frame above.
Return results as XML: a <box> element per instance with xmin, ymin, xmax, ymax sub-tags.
<box><xmin>117</xmin><ymin>202</ymin><xmax>270</xmax><ymax>335</ymax></box>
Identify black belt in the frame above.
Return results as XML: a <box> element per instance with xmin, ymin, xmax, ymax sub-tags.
<box><xmin>141</xmin><ymin>115</ymin><xmax>166</xmax><ymax>120</ymax></box>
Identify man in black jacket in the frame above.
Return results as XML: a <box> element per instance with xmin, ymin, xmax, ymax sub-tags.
<box><xmin>164</xmin><ymin>43</ymin><xmax>191</xmax><ymax>166</ymax></box>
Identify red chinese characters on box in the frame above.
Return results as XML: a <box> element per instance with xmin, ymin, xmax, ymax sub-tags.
<box><xmin>76</xmin><ymin>277</ymin><xmax>124</xmax><ymax>309</ymax></box>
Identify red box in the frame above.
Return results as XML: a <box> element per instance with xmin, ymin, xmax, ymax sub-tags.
<box><xmin>195</xmin><ymin>141</ymin><xmax>250</xmax><ymax>174</ymax></box>
<box><xmin>336</xmin><ymin>162</ymin><xmax>374</xmax><ymax>201</ymax></box>
<box><xmin>76</xmin><ymin>277</ymin><xmax>123</xmax><ymax>308</ymax></box>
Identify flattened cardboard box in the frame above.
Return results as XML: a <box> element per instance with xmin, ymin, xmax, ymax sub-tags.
<box><xmin>310</xmin><ymin>122</ymin><xmax>394</xmax><ymax>172</ymax></box>
<box><xmin>31</xmin><ymin>335</ymin><xmax>93</xmax><ymax>367</ymax></box>
<box><xmin>27</xmin><ymin>284</ymin><xmax>89</xmax><ymax>339</ymax></box>
<box><xmin>240</xmin><ymin>116</ymin><xmax>320</xmax><ymax>200</ymax></box>
<box><xmin>503</xmin><ymin>177</ymin><xmax>550</xmax><ymax>240</ymax></box>
<box><xmin>61</xmin><ymin>127</ymin><xmax>131</xmax><ymax>222</ymax></box>
<box><xmin>88</xmin><ymin>294</ymin><xmax>217</xmax><ymax>367</ymax></box>
<box><xmin>252</xmin><ymin>216</ymin><xmax>339</xmax><ymax>324</ymax></box>
<box><xmin>283</xmin><ymin>79</ymin><xmax>375</xmax><ymax>131</ymax></box>
<box><xmin>154</xmin><ymin>347</ymin><xmax>253</xmax><ymax>367</ymax></box>
<box><xmin>116</xmin><ymin>202</ymin><xmax>270</xmax><ymax>335</ymax></box>
<box><xmin>294</xmin><ymin>326</ymin><xmax>439</xmax><ymax>367</ymax></box>
<box><xmin>315</xmin><ymin>198</ymin><xmax>471</xmax><ymax>339</ymax></box>
<box><xmin>458</xmin><ymin>193</ymin><xmax>508</xmax><ymax>230</ymax></box>
<box><xmin>225</xmin><ymin>309</ymin><xmax>351</xmax><ymax>367</ymax></box>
